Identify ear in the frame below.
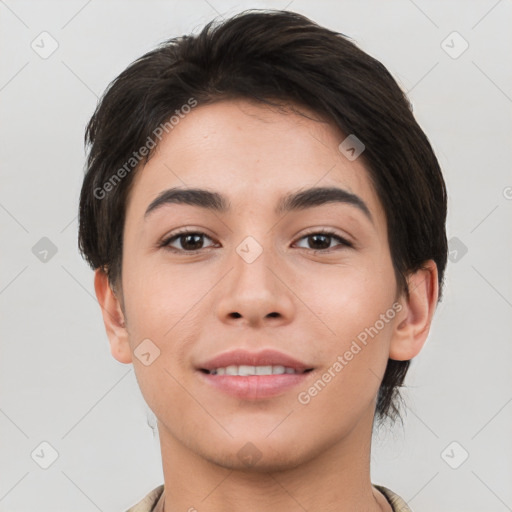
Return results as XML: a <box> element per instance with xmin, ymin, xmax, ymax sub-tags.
<box><xmin>389</xmin><ymin>260</ymin><xmax>439</xmax><ymax>361</ymax></box>
<box><xmin>94</xmin><ymin>268</ymin><xmax>132</xmax><ymax>364</ymax></box>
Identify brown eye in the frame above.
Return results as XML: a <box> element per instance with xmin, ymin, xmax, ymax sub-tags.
<box><xmin>294</xmin><ymin>230</ymin><xmax>352</xmax><ymax>251</ymax></box>
<box><xmin>163</xmin><ymin>231</ymin><xmax>216</xmax><ymax>252</ymax></box>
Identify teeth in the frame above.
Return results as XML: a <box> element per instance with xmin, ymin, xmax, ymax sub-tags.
<box><xmin>208</xmin><ymin>365</ymin><xmax>299</xmax><ymax>376</ymax></box>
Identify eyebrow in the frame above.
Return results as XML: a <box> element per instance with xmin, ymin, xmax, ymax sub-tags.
<box><xmin>144</xmin><ymin>186</ymin><xmax>373</xmax><ymax>223</ymax></box>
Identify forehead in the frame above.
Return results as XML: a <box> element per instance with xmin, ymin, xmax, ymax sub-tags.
<box><xmin>125</xmin><ymin>99</ymin><xmax>385</xmax><ymax>223</ymax></box>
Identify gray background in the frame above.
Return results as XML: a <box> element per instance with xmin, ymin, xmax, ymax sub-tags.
<box><xmin>1</xmin><ymin>1</ymin><xmax>511</xmax><ymax>511</ymax></box>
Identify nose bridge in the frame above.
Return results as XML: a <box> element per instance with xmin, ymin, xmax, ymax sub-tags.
<box><xmin>216</xmin><ymin>231</ymin><xmax>295</xmax><ymax>326</ymax></box>
<box><xmin>232</xmin><ymin>232</ymin><xmax>280</xmax><ymax>299</ymax></box>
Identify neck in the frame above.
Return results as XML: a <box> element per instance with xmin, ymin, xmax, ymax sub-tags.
<box><xmin>157</xmin><ymin>405</ymin><xmax>390</xmax><ymax>512</ymax></box>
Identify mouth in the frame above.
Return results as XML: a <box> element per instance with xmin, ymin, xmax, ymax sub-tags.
<box><xmin>195</xmin><ymin>349</ymin><xmax>315</xmax><ymax>400</ymax></box>
<box><xmin>199</xmin><ymin>366</ymin><xmax>314</xmax><ymax>376</ymax></box>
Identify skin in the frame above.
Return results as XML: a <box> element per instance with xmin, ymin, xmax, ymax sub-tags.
<box><xmin>95</xmin><ymin>99</ymin><xmax>438</xmax><ymax>512</ymax></box>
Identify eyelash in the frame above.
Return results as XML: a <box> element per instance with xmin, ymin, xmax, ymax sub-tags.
<box><xmin>159</xmin><ymin>228</ymin><xmax>353</xmax><ymax>254</ymax></box>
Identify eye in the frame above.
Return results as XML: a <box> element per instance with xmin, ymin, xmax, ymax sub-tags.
<box><xmin>160</xmin><ymin>228</ymin><xmax>352</xmax><ymax>254</ymax></box>
<box><xmin>294</xmin><ymin>230</ymin><xmax>353</xmax><ymax>251</ymax></box>
<box><xmin>161</xmin><ymin>230</ymin><xmax>217</xmax><ymax>253</ymax></box>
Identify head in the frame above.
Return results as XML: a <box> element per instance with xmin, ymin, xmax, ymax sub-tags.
<box><xmin>79</xmin><ymin>9</ymin><xmax>447</xmax><ymax>466</ymax></box>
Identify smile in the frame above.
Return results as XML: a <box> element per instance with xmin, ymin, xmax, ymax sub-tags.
<box><xmin>201</xmin><ymin>365</ymin><xmax>313</xmax><ymax>376</ymax></box>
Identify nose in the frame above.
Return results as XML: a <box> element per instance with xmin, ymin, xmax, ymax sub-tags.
<box><xmin>215</xmin><ymin>238</ymin><xmax>295</xmax><ymax>328</ymax></box>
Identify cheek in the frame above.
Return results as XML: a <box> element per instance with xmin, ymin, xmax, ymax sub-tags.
<box><xmin>296</xmin><ymin>256</ymin><xmax>396</xmax><ymax>340</ymax></box>
<box><xmin>122</xmin><ymin>253</ymin><xmax>210</xmax><ymax>338</ymax></box>
<box><xmin>121</xmin><ymin>259</ymin><xmax>202</xmax><ymax>417</ymax></box>
<box><xmin>295</xmin><ymin>275</ymin><xmax>397</xmax><ymax>419</ymax></box>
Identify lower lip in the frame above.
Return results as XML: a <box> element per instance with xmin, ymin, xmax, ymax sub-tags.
<box><xmin>197</xmin><ymin>371</ymin><xmax>313</xmax><ymax>400</ymax></box>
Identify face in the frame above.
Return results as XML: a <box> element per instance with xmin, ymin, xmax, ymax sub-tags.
<box><xmin>117</xmin><ymin>99</ymin><xmax>404</xmax><ymax>471</ymax></box>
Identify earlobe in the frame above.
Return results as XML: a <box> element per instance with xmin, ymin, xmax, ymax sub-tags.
<box><xmin>389</xmin><ymin>260</ymin><xmax>439</xmax><ymax>361</ymax></box>
<box><xmin>94</xmin><ymin>269</ymin><xmax>132</xmax><ymax>364</ymax></box>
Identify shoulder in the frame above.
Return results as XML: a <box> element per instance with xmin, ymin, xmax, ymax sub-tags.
<box><xmin>124</xmin><ymin>484</ymin><xmax>164</xmax><ymax>512</ymax></box>
<box><xmin>125</xmin><ymin>483</ymin><xmax>411</xmax><ymax>512</ymax></box>
<box><xmin>373</xmin><ymin>484</ymin><xmax>413</xmax><ymax>512</ymax></box>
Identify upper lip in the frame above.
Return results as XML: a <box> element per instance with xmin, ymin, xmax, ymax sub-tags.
<box><xmin>197</xmin><ymin>349</ymin><xmax>313</xmax><ymax>373</ymax></box>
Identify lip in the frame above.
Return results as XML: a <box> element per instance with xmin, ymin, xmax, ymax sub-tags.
<box><xmin>196</xmin><ymin>349</ymin><xmax>315</xmax><ymax>400</ymax></box>
<box><xmin>197</xmin><ymin>348</ymin><xmax>313</xmax><ymax>373</ymax></box>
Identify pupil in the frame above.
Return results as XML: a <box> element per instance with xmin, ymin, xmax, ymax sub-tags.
<box><xmin>183</xmin><ymin>234</ymin><xmax>203</xmax><ymax>250</ymax></box>
<box><xmin>310</xmin><ymin>234</ymin><xmax>329</xmax><ymax>249</ymax></box>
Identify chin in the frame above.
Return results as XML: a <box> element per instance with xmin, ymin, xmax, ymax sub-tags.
<box><xmin>210</xmin><ymin>449</ymin><xmax>307</xmax><ymax>474</ymax></box>
<box><xmin>199</xmin><ymin>436</ymin><xmax>313</xmax><ymax>474</ymax></box>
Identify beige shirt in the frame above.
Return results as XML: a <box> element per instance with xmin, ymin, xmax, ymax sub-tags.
<box><xmin>125</xmin><ymin>483</ymin><xmax>413</xmax><ymax>512</ymax></box>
